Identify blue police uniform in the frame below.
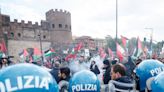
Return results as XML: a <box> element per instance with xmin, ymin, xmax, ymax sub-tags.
<box><xmin>0</xmin><ymin>63</ymin><xmax>59</xmax><ymax>92</ymax></box>
<box><xmin>151</xmin><ymin>71</ymin><xmax>164</xmax><ymax>92</ymax></box>
<box><xmin>69</xmin><ymin>70</ymin><xmax>100</xmax><ymax>92</ymax></box>
<box><xmin>135</xmin><ymin>59</ymin><xmax>164</xmax><ymax>91</ymax></box>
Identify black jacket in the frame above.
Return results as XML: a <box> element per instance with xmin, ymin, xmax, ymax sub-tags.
<box><xmin>103</xmin><ymin>66</ymin><xmax>111</xmax><ymax>84</ymax></box>
<box><xmin>50</xmin><ymin>67</ymin><xmax>60</xmax><ymax>83</ymax></box>
<box><xmin>90</xmin><ymin>64</ymin><xmax>100</xmax><ymax>75</ymax></box>
<box><xmin>114</xmin><ymin>76</ymin><xmax>133</xmax><ymax>90</ymax></box>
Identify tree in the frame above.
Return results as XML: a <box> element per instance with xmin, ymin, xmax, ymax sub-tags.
<box><xmin>105</xmin><ymin>35</ymin><xmax>116</xmax><ymax>51</ymax></box>
<box><xmin>105</xmin><ymin>35</ymin><xmax>122</xmax><ymax>52</ymax></box>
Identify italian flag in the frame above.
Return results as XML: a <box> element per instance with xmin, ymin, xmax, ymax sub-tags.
<box><xmin>116</xmin><ymin>43</ymin><xmax>125</xmax><ymax>62</ymax></box>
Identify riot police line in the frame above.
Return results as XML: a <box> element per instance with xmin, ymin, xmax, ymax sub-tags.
<box><xmin>1</xmin><ymin>59</ymin><xmax>164</xmax><ymax>92</ymax></box>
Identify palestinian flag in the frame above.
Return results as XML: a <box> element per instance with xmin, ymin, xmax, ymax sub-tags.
<box><xmin>50</xmin><ymin>48</ymin><xmax>55</xmax><ymax>52</ymax></box>
<box><xmin>19</xmin><ymin>49</ymin><xmax>29</xmax><ymax>63</ymax></box>
<box><xmin>121</xmin><ymin>35</ymin><xmax>129</xmax><ymax>55</ymax></box>
<box><xmin>32</xmin><ymin>47</ymin><xmax>42</xmax><ymax>62</ymax></box>
<box><xmin>133</xmin><ymin>37</ymin><xmax>143</xmax><ymax>58</ymax></box>
<box><xmin>44</xmin><ymin>48</ymin><xmax>56</xmax><ymax>60</ymax></box>
<box><xmin>99</xmin><ymin>47</ymin><xmax>107</xmax><ymax>59</ymax></box>
<box><xmin>116</xmin><ymin>43</ymin><xmax>125</xmax><ymax>62</ymax></box>
<box><xmin>65</xmin><ymin>48</ymin><xmax>76</xmax><ymax>61</ymax></box>
<box><xmin>108</xmin><ymin>48</ymin><xmax>114</xmax><ymax>60</ymax></box>
<box><xmin>19</xmin><ymin>49</ymin><xmax>29</xmax><ymax>58</ymax></box>
<box><xmin>121</xmin><ymin>35</ymin><xmax>129</xmax><ymax>48</ymax></box>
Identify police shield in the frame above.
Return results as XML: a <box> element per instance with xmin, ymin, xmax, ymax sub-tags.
<box><xmin>135</xmin><ymin>59</ymin><xmax>164</xmax><ymax>91</ymax></box>
<box><xmin>69</xmin><ymin>70</ymin><xmax>100</xmax><ymax>92</ymax></box>
<box><xmin>0</xmin><ymin>63</ymin><xmax>59</xmax><ymax>92</ymax></box>
<box><xmin>151</xmin><ymin>71</ymin><xmax>164</xmax><ymax>92</ymax></box>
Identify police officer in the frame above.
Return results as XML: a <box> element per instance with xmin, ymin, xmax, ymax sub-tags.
<box><xmin>0</xmin><ymin>63</ymin><xmax>59</xmax><ymax>92</ymax></box>
<box><xmin>151</xmin><ymin>71</ymin><xmax>164</xmax><ymax>92</ymax></box>
<box><xmin>69</xmin><ymin>70</ymin><xmax>100</xmax><ymax>92</ymax></box>
<box><xmin>135</xmin><ymin>59</ymin><xmax>164</xmax><ymax>92</ymax></box>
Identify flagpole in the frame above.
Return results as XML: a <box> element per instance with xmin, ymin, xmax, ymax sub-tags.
<box><xmin>116</xmin><ymin>0</ymin><xmax>118</xmax><ymax>43</ymax></box>
<box><xmin>115</xmin><ymin>0</ymin><xmax>118</xmax><ymax>60</ymax></box>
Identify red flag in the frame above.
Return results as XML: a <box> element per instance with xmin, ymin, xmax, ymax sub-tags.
<box><xmin>108</xmin><ymin>48</ymin><xmax>114</xmax><ymax>60</ymax></box>
<box><xmin>33</xmin><ymin>48</ymin><xmax>41</xmax><ymax>55</ymax></box>
<box><xmin>121</xmin><ymin>35</ymin><xmax>128</xmax><ymax>48</ymax></box>
<box><xmin>65</xmin><ymin>54</ymin><xmax>76</xmax><ymax>61</ymax></box>
<box><xmin>0</xmin><ymin>39</ymin><xmax>7</xmax><ymax>53</ymax></box>
<box><xmin>99</xmin><ymin>48</ymin><xmax>107</xmax><ymax>59</ymax></box>
<box><xmin>23</xmin><ymin>49</ymin><xmax>29</xmax><ymax>57</ymax></box>
<box><xmin>74</xmin><ymin>42</ymin><xmax>83</xmax><ymax>51</ymax></box>
<box><xmin>65</xmin><ymin>48</ymin><xmax>77</xmax><ymax>61</ymax></box>
<box><xmin>116</xmin><ymin>43</ymin><xmax>125</xmax><ymax>62</ymax></box>
<box><xmin>50</xmin><ymin>48</ymin><xmax>55</xmax><ymax>52</ymax></box>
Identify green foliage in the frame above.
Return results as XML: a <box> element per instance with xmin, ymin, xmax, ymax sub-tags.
<box><xmin>105</xmin><ymin>35</ymin><xmax>163</xmax><ymax>55</ymax></box>
<box><xmin>105</xmin><ymin>35</ymin><xmax>121</xmax><ymax>51</ymax></box>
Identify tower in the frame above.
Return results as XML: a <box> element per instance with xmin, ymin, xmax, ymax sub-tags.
<box><xmin>46</xmin><ymin>9</ymin><xmax>72</xmax><ymax>45</ymax></box>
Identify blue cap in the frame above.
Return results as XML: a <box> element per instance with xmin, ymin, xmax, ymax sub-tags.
<box><xmin>0</xmin><ymin>63</ymin><xmax>59</xmax><ymax>92</ymax></box>
<box><xmin>135</xmin><ymin>59</ymin><xmax>164</xmax><ymax>91</ymax></box>
<box><xmin>69</xmin><ymin>70</ymin><xmax>100</xmax><ymax>92</ymax></box>
<box><xmin>151</xmin><ymin>71</ymin><xmax>164</xmax><ymax>92</ymax></box>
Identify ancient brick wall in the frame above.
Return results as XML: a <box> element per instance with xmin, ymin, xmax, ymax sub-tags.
<box><xmin>46</xmin><ymin>9</ymin><xmax>72</xmax><ymax>44</ymax></box>
<box><xmin>8</xmin><ymin>40</ymin><xmax>51</xmax><ymax>62</ymax></box>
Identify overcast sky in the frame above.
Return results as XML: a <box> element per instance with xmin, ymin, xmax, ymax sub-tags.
<box><xmin>0</xmin><ymin>0</ymin><xmax>164</xmax><ymax>42</ymax></box>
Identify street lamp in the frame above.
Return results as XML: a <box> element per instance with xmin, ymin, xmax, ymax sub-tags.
<box><xmin>38</xmin><ymin>30</ymin><xmax>44</xmax><ymax>64</ymax></box>
<box><xmin>116</xmin><ymin>0</ymin><xmax>118</xmax><ymax>43</ymax></box>
<box><xmin>144</xmin><ymin>28</ymin><xmax>153</xmax><ymax>51</ymax></box>
<box><xmin>144</xmin><ymin>28</ymin><xmax>153</xmax><ymax>58</ymax></box>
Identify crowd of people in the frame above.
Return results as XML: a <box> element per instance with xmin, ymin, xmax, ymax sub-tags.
<box><xmin>1</xmin><ymin>53</ymin><xmax>164</xmax><ymax>92</ymax></box>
